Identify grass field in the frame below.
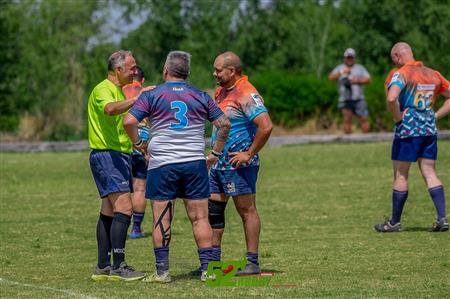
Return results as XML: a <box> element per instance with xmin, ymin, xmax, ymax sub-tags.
<box><xmin>1</xmin><ymin>141</ymin><xmax>449</xmax><ymax>298</ymax></box>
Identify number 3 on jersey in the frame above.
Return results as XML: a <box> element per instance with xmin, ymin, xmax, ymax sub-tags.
<box><xmin>170</xmin><ymin>101</ymin><xmax>188</xmax><ymax>129</ymax></box>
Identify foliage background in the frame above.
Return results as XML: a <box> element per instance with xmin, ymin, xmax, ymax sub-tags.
<box><xmin>1</xmin><ymin>0</ymin><xmax>449</xmax><ymax>140</ymax></box>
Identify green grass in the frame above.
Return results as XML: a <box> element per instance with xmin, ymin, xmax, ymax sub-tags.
<box><xmin>1</xmin><ymin>141</ymin><xmax>449</xmax><ymax>298</ymax></box>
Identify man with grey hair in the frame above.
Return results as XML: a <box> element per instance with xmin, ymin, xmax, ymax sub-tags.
<box><xmin>88</xmin><ymin>50</ymin><xmax>149</xmax><ymax>281</ymax></box>
<box><xmin>329</xmin><ymin>48</ymin><xmax>371</xmax><ymax>134</ymax></box>
<box><xmin>124</xmin><ymin>50</ymin><xmax>231</xmax><ymax>283</ymax></box>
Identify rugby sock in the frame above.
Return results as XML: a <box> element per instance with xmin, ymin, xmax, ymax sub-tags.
<box><xmin>132</xmin><ymin>212</ymin><xmax>145</xmax><ymax>230</ymax></box>
<box><xmin>428</xmin><ymin>185</ymin><xmax>446</xmax><ymax>220</ymax></box>
<box><xmin>212</xmin><ymin>246</ymin><xmax>221</xmax><ymax>261</ymax></box>
<box><xmin>96</xmin><ymin>213</ymin><xmax>113</xmax><ymax>269</ymax></box>
<box><xmin>198</xmin><ymin>247</ymin><xmax>213</xmax><ymax>272</ymax></box>
<box><xmin>110</xmin><ymin>212</ymin><xmax>131</xmax><ymax>269</ymax></box>
<box><xmin>154</xmin><ymin>246</ymin><xmax>169</xmax><ymax>275</ymax></box>
<box><xmin>246</xmin><ymin>252</ymin><xmax>259</xmax><ymax>266</ymax></box>
<box><xmin>391</xmin><ymin>190</ymin><xmax>408</xmax><ymax>225</ymax></box>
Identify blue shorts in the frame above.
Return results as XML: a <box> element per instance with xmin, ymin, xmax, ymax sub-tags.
<box><xmin>89</xmin><ymin>150</ymin><xmax>133</xmax><ymax>198</ymax></box>
<box><xmin>209</xmin><ymin>166</ymin><xmax>259</xmax><ymax>197</ymax></box>
<box><xmin>392</xmin><ymin>136</ymin><xmax>437</xmax><ymax>162</ymax></box>
<box><xmin>146</xmin><ymin>160</ymin><xmax>209</xmax><ymax>200</ymax></box>
<box><xmin>131</xmin><ymin>152</ymin><xmax>147</xmax><ymax>179</ymax></box>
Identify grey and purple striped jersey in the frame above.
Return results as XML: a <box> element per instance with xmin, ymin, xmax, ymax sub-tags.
<box><xmin>129</xmin><ymin>81</ymin><xmax>223</xmax><ymax>170</ymax></box>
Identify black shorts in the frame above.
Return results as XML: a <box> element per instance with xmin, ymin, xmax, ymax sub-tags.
<box><xmin>338</xmin><ymin>99</ymin><xmax>369</xmax><ymax>117</ymax></box>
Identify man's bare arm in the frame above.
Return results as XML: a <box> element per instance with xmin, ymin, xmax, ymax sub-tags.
<box><xmin>211</xmin><ymin>114</ymin><xmax>231</xmax><ymax>154</ymax></box>
<box><xmin>206</xmin><ymin>114</ymin><xmax>230</xmax><ymax>169</ymax></box>
<box><xmin>246</xmin><ymin>112</ymin><xmax>273</xmax><ymax>157</ymax></box>
<box><xmin>387</xmin><ymin>85</ymin><xmax>403</xmax><ymax>123</ymax></box>
<box><xmin>228</xmin><ymin>112</ymin><xmax>272</xmax><ymax>167</ymax></box>
<box><xmin>105</xmin><ymin>98</ymin><xmax>137</xmax><ymax>116</ymax></box>
<box><xmin>105</xmin><ymin>86</ymin><xmax>155</xmax><ymax>116</ymax></box>
<box><xmin>123</xmin><ymin>113</ymin><xmax>140</xmax><ymax>143</ymax></box>
<box><xmin>435</xmin><ymin>88</ymin><xmax>450</xmax><ymax>120</ymax></box>
<box><xmin>352</xmin><ymin>76</ymin><xmax>371</xmax><ymax>85</ymax></box>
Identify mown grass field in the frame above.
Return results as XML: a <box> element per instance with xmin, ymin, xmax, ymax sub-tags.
<box><xmin>1</xmin><ymin>141</ymin><xmax>449</xmax><ymax>298</ymax></box>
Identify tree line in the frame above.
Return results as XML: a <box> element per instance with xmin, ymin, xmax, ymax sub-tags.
<box><xmin>1</xmin><ymin>0</ymin><xmax>449</xmax><ymax>140</ymax></box>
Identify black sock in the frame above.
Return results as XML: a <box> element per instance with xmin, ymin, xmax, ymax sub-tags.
<box><xmin>96</xmin><ymin>213</ymin><xmax>113</xmax><ymax>269</ymax></box>
<box><xmin>111</xmin><ymin>212</ymin><xmax>131</xmax><ymax>269</ymax></box>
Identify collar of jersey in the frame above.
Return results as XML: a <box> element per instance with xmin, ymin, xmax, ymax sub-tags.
<box><xmin>131</xmin><ymin>81</ymin><xmax>142</xmax><ymax>87</ymax></box>
<box><xmin>166</xmin><ymin>81</ymin><xmax>186</xmax><ymax>84</ymax></box>
<box><xmin>227</xmin><ymin>75</ymin><xmax>248</xmax><ymax>91</ymax></box>
<box><xmin>405</xmin><ymin>61</ymin><xmax>423</xmax><ymax>67</ymax></box>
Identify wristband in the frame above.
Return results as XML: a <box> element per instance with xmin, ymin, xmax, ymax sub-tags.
<box><xmin>211</xmin><ymin>150</ymin><xmax>222</xmax><ymax>158</ymax></box>
<box><xmin>134</xmin><ymin>139</ymin><xmax>144</xmax><ymax>147</ymax></box>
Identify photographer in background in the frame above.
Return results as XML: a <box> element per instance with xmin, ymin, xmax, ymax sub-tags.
<box><xmin>329</xmin><ymin>48</ymin><xmax>371</xmax><ymax>134</ymax></box>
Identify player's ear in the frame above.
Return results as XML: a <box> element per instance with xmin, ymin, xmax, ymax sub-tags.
<box><xmin>229</xmin><ymin>66</ymin><xmax>236</xmax><ymax>76</ymax></box>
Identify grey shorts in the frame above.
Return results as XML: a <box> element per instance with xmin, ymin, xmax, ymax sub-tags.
<box><xmin>338</xmin><ymin>99</ymin><xmax>369</xmax><ymax>117</ymax></box>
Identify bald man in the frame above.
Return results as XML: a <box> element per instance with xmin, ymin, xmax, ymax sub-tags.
<box><xmin>202</xmin><ymin>51</ymin><xmax>273</xmax><ymax>275</ymax></box>
<box><xmin>374</xmin><ymin>42</ymin><xmax>450</xmax><ymax>233</ymax></box>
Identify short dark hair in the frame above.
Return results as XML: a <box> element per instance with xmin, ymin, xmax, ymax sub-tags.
<box><xmin>165</xmin><ymin>51</ymin><xmax>191</xmax><ymax>79</ymax></box>
<box><xmin>134</xmin><ymin>66</ymin><xmax>145</xmax><ymax>81</ymax></box>
<box><xmin>107</xmin><ymin>50</ymin><xmax>132</xmax><ymax>72</ymax></box>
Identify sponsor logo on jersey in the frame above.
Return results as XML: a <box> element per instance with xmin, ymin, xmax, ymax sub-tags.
<box><xmin>417</xmin><ymin>84</ymin><xmax>435</xmax><ymax>90</ymax></box>
<box><xmin>250</xmin><ymin>93</ymin><xmax>264</xmax><ymax>107</ymax></box>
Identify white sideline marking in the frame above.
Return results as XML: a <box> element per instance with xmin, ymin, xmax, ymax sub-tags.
<box><xmin>0</xmin><ymin>277</ymin><xmax>97</xmax><ymax>299</ymax></box>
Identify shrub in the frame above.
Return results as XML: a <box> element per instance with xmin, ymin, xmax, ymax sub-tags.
<box><xmin>251</xmin><ymin>71</ymin><xmax>449</xmax><ymax>131</ymax></box>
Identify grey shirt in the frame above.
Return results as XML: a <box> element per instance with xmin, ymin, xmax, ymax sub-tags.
<box><xmin>331</xmin><ymin>64</ymin><xmax>370</xmax><ymax>101</ymax></box>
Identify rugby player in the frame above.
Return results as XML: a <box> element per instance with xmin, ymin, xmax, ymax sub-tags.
<box><xmin>123</xmin><ymin>51</ymin><xmax>231</xmax><ymax>282</ymax></box>
<box><xmin>375</xmin><ymin>42</ymin><xmax>450</xmax><ymax>232</ymax></box>
<box><xmin>206</xmin><ymin>51</ymin><xmax>273</xmax><ymax>275</ymax></box>
<box><xmin>122</xmin><ymin>66</ymin><xmax>150</xmax><ymax>239</ymax></box>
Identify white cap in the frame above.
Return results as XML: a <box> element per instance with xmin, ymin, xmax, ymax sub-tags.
<box><xmin>344</xmin><ymin>48</ymin><xmax>356</xmax><ymax>57</ymax></box>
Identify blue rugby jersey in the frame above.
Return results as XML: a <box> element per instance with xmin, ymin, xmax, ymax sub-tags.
<box><xmin>387</xmin><ymin>61</ymin><xmax>450</xmax><ymax>139</ymax></box>
<box><xmin>129</xmin><ymin>81</ymin><xmax>223</xmax><ymax>170</ymax></box>
<box><xmin>211</xmin><ymin>76</ymin><xmax>268</xmax><ymax>170</ymax></box>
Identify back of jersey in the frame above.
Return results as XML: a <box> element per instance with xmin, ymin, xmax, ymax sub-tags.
<box><xmin>130</xmin><ymin>81</ymin><xmax>223</xmax><ymax>169</ymax></box>
<box><xmin>388</xmin><ymin>61</ymin><xmax>450</xmax><ymax>138</ymax></box>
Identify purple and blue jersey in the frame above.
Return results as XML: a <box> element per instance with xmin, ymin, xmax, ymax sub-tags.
<box><xmin>129</xmin><ymin>81</ymin><xmax>223</xmax><ymax>170</ymax></box>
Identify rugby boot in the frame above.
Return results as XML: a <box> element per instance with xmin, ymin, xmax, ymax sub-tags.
<box><xmin>429</xmin><ymin>217</ymin><xmax>449</xmax><ymax>232</ymax></box>
<box><xmin>189</xmin><ymin>266</ymin><xmax>202</xmax><ymax>277</ymax></box>
<box><xmin>108</xmin><ymin>262</ymin><xmax>146</xmax><ymax>281</ymax></box>
<box><xmin>143</xmin><ymin>271</ymin><xmax>171</xmax><ymax>283</ymax></box>
<box><xmin>129</xmin><ymin>227</ymin><xmax>145</xmax><ymax>239</ymax></box>
<box><xmin>374</xmin><ymin>220</ymin><xmax>402</xmax><ymax>232</ymax></box>
<box><xmin>200</xmin><ymin>270</ymin><xmax>209</xmax><ymax>282</ymax></box>
<box><xmin>236</xmin><ymin>263</ymin><xmax>261</xmax><ymax>276</ymax></box>
<box><xmin>91</xmin><ymin>265</ymin><xmax>111</xmax><ymax>281</ymax></box>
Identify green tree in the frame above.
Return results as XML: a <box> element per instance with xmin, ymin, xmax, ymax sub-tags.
<box><xmin>2</xmin><ymin>0</ymin><xmax>106</xmax><ymax>140</ymax></box>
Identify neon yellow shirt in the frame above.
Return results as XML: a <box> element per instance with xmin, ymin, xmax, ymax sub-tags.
<box><xmin>88</xmin><ymin>79</ymin><xmax>132</xmax><ymax>153</ymax></box>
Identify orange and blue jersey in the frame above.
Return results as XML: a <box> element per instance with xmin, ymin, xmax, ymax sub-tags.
<box><xmin>387</xmin><ymin>61</ymin><xmax>450</xmax><ymax>139</ymax></box>
<box><xmin>385</xmin><ymin>68</ymin><xmax>398</xmax><ymax>89</ymax></box>
<box><xmin>211</xmin><ymin>76</ymin><xmax>268</xmax><ymax>170</ymax></box>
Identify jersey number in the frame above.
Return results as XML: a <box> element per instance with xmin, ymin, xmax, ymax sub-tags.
<box><xmin>170</xmin><ymin>101</ymin><xmax>188</xmax><ymax>129</ymax></box>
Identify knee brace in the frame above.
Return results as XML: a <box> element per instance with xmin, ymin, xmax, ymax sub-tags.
<box><xmin>208</xmin><ymin>199</ymin><xmax>227</xmax><ymax>229</ymax></box>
